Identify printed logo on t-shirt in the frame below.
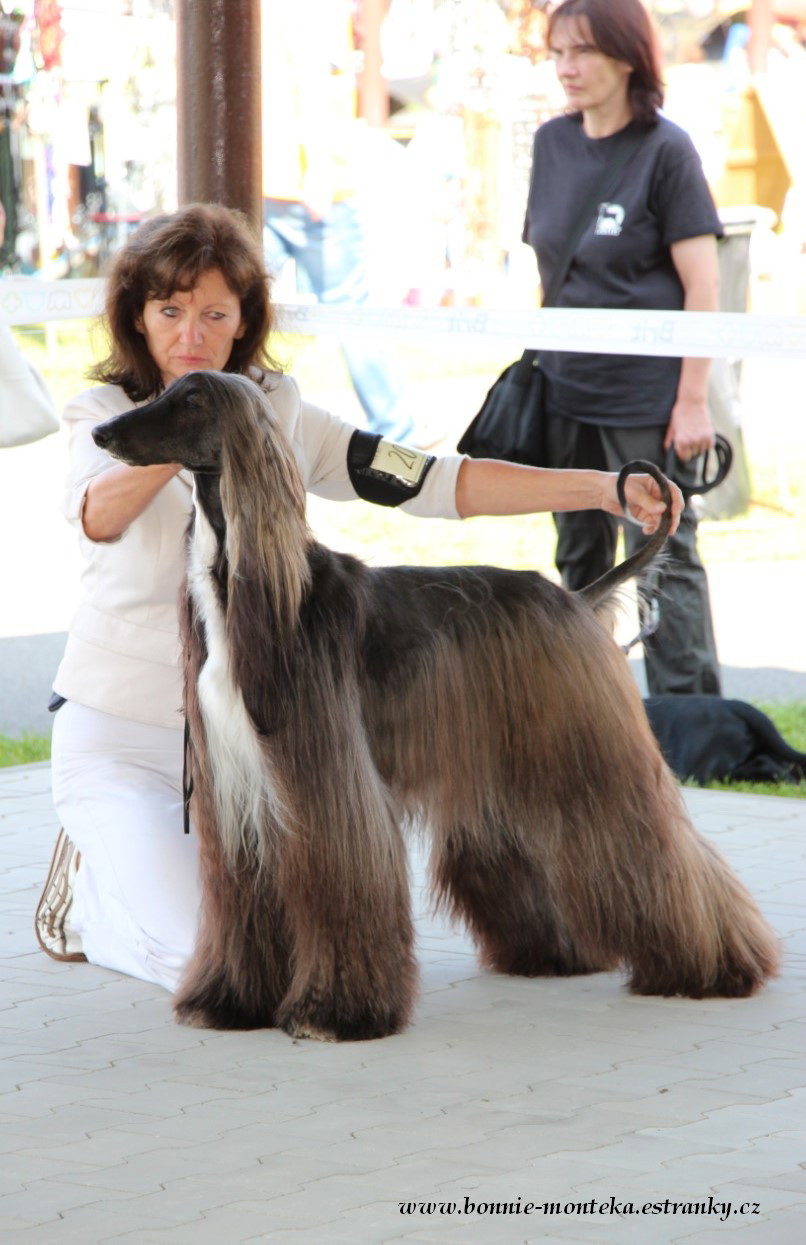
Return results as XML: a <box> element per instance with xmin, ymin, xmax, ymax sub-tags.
<box><xmin>594</xmin><ymin>202</ymin><xmax>626</xmax><ymax>236</ymax></box>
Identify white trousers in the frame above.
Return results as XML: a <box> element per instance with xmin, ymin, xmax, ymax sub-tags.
<box><xmin>51</xmin><ymin>702</ymin><xmax>201</xmax><ymax>992</ymax></box>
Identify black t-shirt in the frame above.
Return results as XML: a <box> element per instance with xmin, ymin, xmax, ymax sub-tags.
<box><xmin>522</xmin><ymin>115</ymin><xmax>722</xmax><ymax>426</ymax></box>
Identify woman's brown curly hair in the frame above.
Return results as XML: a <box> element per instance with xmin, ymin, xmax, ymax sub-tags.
<box><xmin>90</xmin><ymin>203</ymin><xmax>281</xmax><ymax>401</ymax></box>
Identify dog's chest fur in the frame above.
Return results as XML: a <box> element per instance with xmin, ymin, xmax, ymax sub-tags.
<box><xmin>187</xmin><ymin>491</ymin><xmax>288</xmax><ymax>863</ymax></box>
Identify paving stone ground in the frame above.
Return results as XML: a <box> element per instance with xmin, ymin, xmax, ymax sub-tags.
<box><xmin>1</xmin><ymin>762</ymin><xmax>804</xmax><ymax>1244</ymax></box>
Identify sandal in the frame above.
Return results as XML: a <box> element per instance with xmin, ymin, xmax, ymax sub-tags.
<box><xmin>34</xmin><ymin>829</ymin><xmax>87</xmax><ymax>962</ymax></box>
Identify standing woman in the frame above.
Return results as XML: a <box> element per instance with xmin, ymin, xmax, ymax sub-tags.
<box><xmin>35</xmin><ymin>202</ymin><xmax>680</xmax><ymax>991</ymax></box>
<box><xmin>523</xmin><ymin>0</ymin><xmax>722</xmax><ymax>696</ymax></box>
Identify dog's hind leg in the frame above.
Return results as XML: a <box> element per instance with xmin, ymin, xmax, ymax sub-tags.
<box><xmin>608</xmin><ymin>761</ymin><xmax>781</xmax><ymax>998</ymax></box>
<box><xmin>430</xmin><ymin>612</ymin><xmax>779</xmax><ymax>1000</ymax></box>
<box><xmin>514</xmin><ymin>642</ymin><xmax>781</xmax><ymax>999</ymax></box>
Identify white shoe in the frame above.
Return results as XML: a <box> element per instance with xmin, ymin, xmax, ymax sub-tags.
<box><xmin>34</xmin><ymin>830</ymin><xmax>86</xmax><ymax>962</ymax></box>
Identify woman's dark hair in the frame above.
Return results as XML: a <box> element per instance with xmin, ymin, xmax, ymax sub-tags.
<box><xmin>90</xmin><ymin>202</ymin><xmax>280</xmax><ymax>400</ymax></box>
<box><xmin>547</xmin><ymin>0</ymin><xmax>664</xmax><ymax>126</ymax></box>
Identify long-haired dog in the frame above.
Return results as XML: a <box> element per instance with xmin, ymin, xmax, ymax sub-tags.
<box><xmin>93</xmin><ymin>372</ymin><xmax>779</xmax><ymax>1040</ymax></box>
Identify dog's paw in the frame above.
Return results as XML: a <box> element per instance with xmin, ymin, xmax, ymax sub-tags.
<box><xmin>174</xmin><ymin>1000</ymin><xmax>220</xmax><ymax>1029</ymax></box>
<box><xmin>173</xmin><ymin>981</ymin><xmax>276</xmax><ymax>1031</ymax></box>
<box><xmin>627</xmin><ymin>916</ymin><xmax>780</xmax><ymax>1000</ymax></box>
<box><xmin>278</xmin><ymin>995</ymin><xmax>406</xmax><ymax>1042</ymax></box>
<box><xmin>284</xmin><ymin>1020</ymin><xmax>339</xmax><ymax>1043</ymax></box>
<box><xmin>627</xmin><ymin>958</ymin><xmax>777</xmax><ymax>1000</ymax></box>
<box><xmin>483</xmin><ymin>945</ymin><xmax>619</xmax><ymax>978</ymax></box>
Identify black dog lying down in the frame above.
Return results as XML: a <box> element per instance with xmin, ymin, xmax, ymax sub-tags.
<box><xmin>644</xmin><ymin>695</ymin><xmax>806</xmax><ymax>785</ymax></box>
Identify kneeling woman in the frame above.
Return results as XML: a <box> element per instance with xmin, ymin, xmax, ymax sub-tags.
<box><xmin>36</xmin><ymin>202</ymin><xmax>680</xmax><ymax>991</ymax></box>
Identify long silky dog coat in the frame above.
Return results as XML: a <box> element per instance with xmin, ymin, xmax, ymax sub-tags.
<box><xmin>93</xmin><ymin>372</ymin><xmax>779</xmax><ymax>1040</ymax></box>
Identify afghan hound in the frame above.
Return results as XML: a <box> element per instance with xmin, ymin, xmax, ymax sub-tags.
<box><xmin>92</xmin><ymin>371</ymin><xmax>779</xmax><ymax>1041</ymax></box>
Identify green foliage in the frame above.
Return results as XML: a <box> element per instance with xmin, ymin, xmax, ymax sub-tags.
<box><xmin>0</xmin><ymin>731</ymin><xmax>51</xmax><ymax>768</ymax></box>
<box><xmin>701</xmin><ymin>778</ymin><xmax>805</xmax><ymax>799</ymax></box>
<box><xmin>755</xmin><ymin>700</ymin><xmax>806</xmax><ymax>752</ymax></box>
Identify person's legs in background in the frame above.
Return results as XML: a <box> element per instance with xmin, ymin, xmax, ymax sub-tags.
<box><xmin>600</xmin><ymin>424</ymin><xmax>722</xmax><ymax>697</ymax></box>
<box><xmin>263</xmin><ymin>199</ymin><xmax>416</xmax><ymax>444</ymax></box>
<box><xmin>545</xmin><ymin>411</ymin><xmax>620</xmax><ymax>591</ymax></box>
<box><xmin>262</xmin><ymin>198</ymin><xmax>297</xmax><ymax>285</ymax></box>
<box><xmin>543</xmin><ymin>409</ymin><xmax>721</xmax><ymax>696</ymax></box>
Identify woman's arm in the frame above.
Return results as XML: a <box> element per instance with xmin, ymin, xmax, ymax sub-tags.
<box><xmin>455</xmin><ymin>458</ymin><xmax>683</xmax><ymax>535</ymax></box>
<box><xmin>665</xmin><ymin>234</ymin><xmax>720</xmax><ymax>461</ymax></box>
<box><xmin>82</xmin><ymin>462</ymin><xmax>182</xmax><ymax>542</ymax></box>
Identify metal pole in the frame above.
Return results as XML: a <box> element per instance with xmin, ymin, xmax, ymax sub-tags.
<box><xmin>175</xmin><ymin>0</ymin><xmax>262</xmax><ymax>235</ymax></box>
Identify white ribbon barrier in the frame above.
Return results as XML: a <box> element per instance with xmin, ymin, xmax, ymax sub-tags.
<box><xmin>276</xmin><ymin>302</ymin><xmax>806</xmax><ymax>361</ymax></box>
<box><xmin>1</xmin><ymin>279</ymin><xmax>106</xmax><ymax>325</ymax></box>
<box><xmin>2</xmin><ymin>278</ymin><xmax>804</xmax><ymax>361</ymax></box>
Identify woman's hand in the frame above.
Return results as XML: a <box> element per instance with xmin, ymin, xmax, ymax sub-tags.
<box><xmin>599</xmin><ymin>470</ymin><xmax>683</xmax><ymax>536</ymax></box>
<box><xmin>664</xmin><ymin>393</ymin><xmax>715</xmax><ymax>462</ymax></box>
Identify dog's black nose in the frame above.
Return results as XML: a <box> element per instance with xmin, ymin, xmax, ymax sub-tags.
<box><xmin>92</xmin><ymin>424</ymin><xmax>112</xmax><ymax>448</ymax></box>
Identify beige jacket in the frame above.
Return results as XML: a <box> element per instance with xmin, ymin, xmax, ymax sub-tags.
<box><xmin>53</xmin><ymin>374</ymin><xmax>463</xmax><ymax>729</ymax></box>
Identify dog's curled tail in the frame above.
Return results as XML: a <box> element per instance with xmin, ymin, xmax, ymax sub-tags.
<box><xmin>579</xmin><ymin>459</ymin><xmax>673</xmax><ymax>610</ymax></box>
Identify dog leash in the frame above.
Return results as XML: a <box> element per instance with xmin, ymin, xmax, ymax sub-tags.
<box><xmin>618</xmin><ymin>436</ymin><xmax>733</xmax><ymax>655</ymax></box>
<box><xmin>182</xmin><ymin>718</ymin><xmax>194</xmax><ymax>835</ymax></box>
<box><xmin>620</xmin><ymin>570</ymin><xmax>662</xmax><ymax>655</ymax></box>
<box><xmin>668</xmin><ymin>433</ymin><xmax>733</xmax><ymax>501</ymax></box>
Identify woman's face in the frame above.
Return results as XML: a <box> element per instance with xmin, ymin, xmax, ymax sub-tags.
<box><xmin>135</xmin><ymin>267</ymin><xmax>246</xmax><ymax>387</ymax></box>
<box><xmin>548</xmin><ymin>16</ymin><xmax>631</xmax><ymax>117</ymax></box>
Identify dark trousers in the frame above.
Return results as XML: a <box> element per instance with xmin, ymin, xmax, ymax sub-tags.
<box><xmin>543</xmin><ymin>414</ymin><xmax>722</xmax><ymax>697</ymax></box>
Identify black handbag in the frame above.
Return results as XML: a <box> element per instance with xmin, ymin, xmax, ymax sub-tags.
<box><xmin>457</xmin><ymin>129</ymin><xmax>646</xmax><ymax>465</ymax></box>
<box><xmin>457</xmin><ymin>348</ymin><xmax>545</xmax><ymax>464</ymax></box>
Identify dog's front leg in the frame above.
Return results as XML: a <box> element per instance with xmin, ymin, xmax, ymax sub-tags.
<box><xmin>173</xmin><ymin>799</ymin><xmax>292</xmax><ymax>1031</ymax></box>
<box><xmin>172</xmin><ymin>636</ymin><xmax>292</xmax><ymax>1031</ymax></box>
<box><xmin>273</xmin><ymin>730</ymin><xmax>417</xmax><ymax>1041</ymax></box>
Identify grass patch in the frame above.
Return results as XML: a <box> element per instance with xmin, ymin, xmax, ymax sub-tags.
<box><xmin>697</xmin><ymin>508</ymin><xmax>806</xmax><ymax>564</ymax></box>
<box><xmin>754</xmin><ymin>700</ymin><xmax>806</xmax><ymax>751</ymax></box>
<box><xmin>701</xmin><ymin>777</ymin><xmax>805</xmax><ymax>799</ymax></box>
<box><xmin>0</xmin><ymin>731</ymin><xmax>51</xmax><ymax>768</ymax></box>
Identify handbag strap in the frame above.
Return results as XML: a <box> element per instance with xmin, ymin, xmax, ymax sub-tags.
<box><xmin>541</xmin><ymin>125</ymin><xmax>646</xmax><ymax>308</ymax></box>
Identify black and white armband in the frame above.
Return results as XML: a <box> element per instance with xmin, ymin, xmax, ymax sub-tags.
<box><xmin>346</xmin><ymin>430</ymin><xmax>436</xmax><ymax>507</ymax></box>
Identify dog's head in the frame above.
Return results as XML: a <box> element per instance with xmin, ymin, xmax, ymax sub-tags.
<box><xmin>92</xmin><ymin>371</ymin><xmax>259</xmax><ymax>474</ymax></box>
